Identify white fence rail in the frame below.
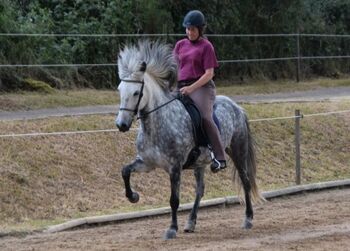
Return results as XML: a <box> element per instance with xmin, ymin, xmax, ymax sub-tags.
<box><xmin>0</xmin><ymin>109</ymin><xmax>349</xmax><ymax>138</ymax></box>
<box><xmin>1</xmin><ymin>108</ymin><xmax>349</xmax><ymax>185</ymax></box>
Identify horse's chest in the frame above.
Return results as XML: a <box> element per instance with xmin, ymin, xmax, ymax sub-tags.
<box><xmin>136</xmin><ymin>123</ymin><xmax>193</xmax><ymax>166</ymax></box>
<box><xmin>139</xmin><ymin>131</ymin><xmax>188</xmax><ymax>153</ymax></box>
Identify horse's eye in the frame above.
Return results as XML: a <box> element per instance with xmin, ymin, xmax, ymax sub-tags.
<box><xmin>133</xmin><ymin>91</ymin><xmax>140</xmax><ymax>96</ymax></box>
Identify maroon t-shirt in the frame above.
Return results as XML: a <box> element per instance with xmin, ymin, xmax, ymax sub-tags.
<box><xmin>174</xmin><ymin>38</ymin><xmax>219</xmax><ymax>82</ymax></box>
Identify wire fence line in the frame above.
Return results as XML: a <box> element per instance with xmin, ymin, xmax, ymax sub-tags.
<box><xmin>1</xmin><ymin>55</ymin><xmax>350</xmax><ymax>68</ymax></box>
<box><xmin>302</xmin><ymin>109</ymin><xmax>350</xmax><ymax>118</ymax></box>
<box><xmin>0</xmin><ymin>33</ymin><xmax>183</xmax><ymax>38</ymax></box>
<box><xmin>221</xmin><ymin>55</ymin><xmax>350</xmax><ymax>63</ymax></box>
<box><xmin>1</xmin><ymin>33</ymin><xmax>350</xmax><ymax>38</ymax></box>
<box><xmin>0</xmin><ymin>129</ymin><xmax>119</xmax><ymax>138</ymax></box>
<box><xmin>0</xmin><ymin>109</ymin><xmax>349</xmax><ymax>138</ymax></box>
<box><xmin>0</xmin><ymin>63</ymin><xmax>117</xmax><ymax>68</ymax></box>
<box><xmin>0</xmin><ymin>33</ymin><xmax>349</xmax><ymax>69</ymax></box>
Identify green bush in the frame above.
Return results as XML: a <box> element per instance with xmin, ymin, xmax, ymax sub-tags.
<box><xmin>23</xmin><ymin>78</ymin><xmax>56</xmax><ymax>93</ymax></box>
<box><xmin>0</xmin><ymin>0</ymin><xmax>349</xmax><ymax>90</ymax></box>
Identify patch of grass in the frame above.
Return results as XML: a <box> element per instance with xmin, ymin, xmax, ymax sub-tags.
<box><xmin>0</xmin><ymin>76</ymin><xmax>349</xmax><ymax>111</ymax></box>
<box><xmin>0</xmin><ymin>89</ymin><xmax>119</xmax><ymax>111</ymax></box>
<box><xmin>216</xmin><ymin>76</ymin><xmax>350</xmax><ymax>96</ymax></box>
<box><xmin>23</xmin><ymin>79</ymin><xmax>56</xmax><ymax>94</ymax></box>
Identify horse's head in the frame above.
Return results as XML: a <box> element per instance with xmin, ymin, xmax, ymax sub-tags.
<box><xmin>115</xmin><ymin>40</ymin><xmax>178</xmax><ymax>132</ymax></box>
<box><xmin>116</xmin><ymin>62</ymin><xmax>147</xmax><ymax>132</ymax></box>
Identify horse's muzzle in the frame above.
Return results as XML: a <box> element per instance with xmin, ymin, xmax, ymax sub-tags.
<box><xmin>115</xmin><ymin>113</ymin><xmax>133</xmax><ymax>132</ymax></box>
<box><xmin>116</xmin><ymin>121</ymin><xmax>130</xmax><ymax>132</ymax></box>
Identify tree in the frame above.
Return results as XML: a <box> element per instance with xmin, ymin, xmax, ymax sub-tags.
<box><xmin>1</xmin><ymin>0</ymin><xmax>349</xmax><ymax>90</ymax></box>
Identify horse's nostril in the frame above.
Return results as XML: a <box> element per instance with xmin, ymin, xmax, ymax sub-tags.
<box><xmin>117</xmin><ymin>122</ymin><xmax>130</xmax><ymax>132</ymax></box>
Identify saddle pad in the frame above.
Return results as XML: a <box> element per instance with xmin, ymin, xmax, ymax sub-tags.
<box><xmin>177</xmin><ymin>95</ymin><xmax>208</xmax><ymax>147</ymax></box>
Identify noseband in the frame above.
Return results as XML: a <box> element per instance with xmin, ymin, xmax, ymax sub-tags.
<box><xmin>118</xmin><ymin>79</ymin><xmax>145</xmax><ymax>115</ymax></box>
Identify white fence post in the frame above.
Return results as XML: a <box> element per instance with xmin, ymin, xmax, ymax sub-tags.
<box><xmin>295</xmin><ymin>109</ymin><xmax>302</xmax><ymax>184</ymax></box>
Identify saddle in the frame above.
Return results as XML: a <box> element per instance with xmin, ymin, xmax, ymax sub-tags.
<box><xmin>177</xmin><ymin>94</ymin><xmax>221</xmax><ymax>169</ymax></box>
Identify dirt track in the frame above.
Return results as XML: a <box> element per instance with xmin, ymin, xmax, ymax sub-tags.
<box><xmin>0</xmin><ymin>188</ymin><xmax>349</xmax><ymax>251</ymax></box>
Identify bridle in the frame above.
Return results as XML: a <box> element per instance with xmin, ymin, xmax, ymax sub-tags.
<box><xmin>118</xmin><ymin>78</ymin><xmax>177</xmax><ymax>120</ymax></box>
<box><xmin>118</xmin><ymin>79</ymin><xmax>145</xmax><ymax>116</ymax></box>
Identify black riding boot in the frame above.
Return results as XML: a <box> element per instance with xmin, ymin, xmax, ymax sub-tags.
<box><xmin>210</xmin><ymin>159</ymin><xmax>227</xmax><ymax>173</ymax></box>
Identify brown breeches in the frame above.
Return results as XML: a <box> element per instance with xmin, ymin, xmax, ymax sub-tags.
<box><xmin>187</xmin><ymin>81</ymin><xmax>226</xmax><ymax>160</ymax></box>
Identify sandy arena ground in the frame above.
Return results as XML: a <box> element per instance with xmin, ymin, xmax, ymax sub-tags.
<box><xmin>0</xmin><ymin>188</ymin><xmax>349</xmax><ymax>251</ymax></box>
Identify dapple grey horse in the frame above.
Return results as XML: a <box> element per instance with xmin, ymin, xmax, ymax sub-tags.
<box><xmin>116</xmin><ymin>40</ymin><xmax>262</xmax><ymax>240</ymax></box>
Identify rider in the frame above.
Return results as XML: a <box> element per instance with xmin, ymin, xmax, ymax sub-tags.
<box><xmin>174</xmin><ymin>10</ymin><xmax>226</xmax><ymax>173</ymax></box>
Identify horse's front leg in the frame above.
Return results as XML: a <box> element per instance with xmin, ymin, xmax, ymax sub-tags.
<box><xmin>121</xmin><ymin>157</ymin><xmax>149</xmax><ymax>203</ymax></box>
<box><xmin>184</xmin><ymin>166</ymin><xmax>205</xmax><ymax>233</ymax></box>
<box><xmin>164</xmin><ymin>168</ymin><xmax>181</xmax><ymax>240</ymax></box>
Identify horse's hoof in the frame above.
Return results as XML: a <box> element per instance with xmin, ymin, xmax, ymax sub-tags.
<box><xmin>184</xmin><ymin>220</ymin><xmax>196</xmax><ymax>233</ymax></box>
<box><xmin>242</xmin><ymin>217</ymin><xmax>253</xmax><ymax>229</ymax></box>
<box><xmin>128</xmin><ymin>192</ymin><xmax>139</xmax><ymax>203</ymax></box>
<box><xmin>163</xmin><ymin>229</ymin><xmax>177</xmax><ymax>240</ymax></box>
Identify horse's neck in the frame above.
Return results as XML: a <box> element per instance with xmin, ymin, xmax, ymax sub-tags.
<box><xmin>143</xmin><ymin>75</ymin><xmax>171</xmax><ymax>112</ymax></box>
<box><xmin>140</xmin><ymin>77</ymin><xmax>176</xmax><ymax>131</ymax></box>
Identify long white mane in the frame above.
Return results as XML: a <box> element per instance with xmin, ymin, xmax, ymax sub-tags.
<box><xmin>117</xmin><ymin>40</ymin><xmax>177</xmax><ymax>90</ymax></box>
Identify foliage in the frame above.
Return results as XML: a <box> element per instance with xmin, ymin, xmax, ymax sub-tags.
<box><xmin>0</xmin><ymin>0</ymin><xmax>349</xmax><ymax>90</ymax></box>
<box><xmin>23</xmin><ymin>78</ymin><xmax>56</xmax><ymax>93</ymax></box>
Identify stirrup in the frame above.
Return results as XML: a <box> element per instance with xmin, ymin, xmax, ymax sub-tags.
<box><xmin>210</xmin><ymin>159</ymin><xmax>226</xmax><ymax>173</ymax></box>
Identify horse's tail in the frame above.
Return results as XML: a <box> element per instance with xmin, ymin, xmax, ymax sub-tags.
<box><xmin>245</xmin><ymin>117</ymin><xmax>264</xmax><ymax>203</ymax></box>
<box><xmin>232</xmin><ymin>114</ymin><xmax>265</xmax><ymax>204</ymax></box>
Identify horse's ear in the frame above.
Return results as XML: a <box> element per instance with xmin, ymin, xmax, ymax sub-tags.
<box><xmin>140</xmin><ymin>61</ymin><xmax>147</xmax><ymax>72</ymax></box>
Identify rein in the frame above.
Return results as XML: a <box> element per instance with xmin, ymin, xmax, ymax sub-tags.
<box><xmin>137</xmin><ymin>97</ymin><xmax>177</xmax><ymax>120</ymax></box>
<box><xmin>118</xmin><ymin>78</ymin><xmax>177</xmax><ymax>120</ymax></box>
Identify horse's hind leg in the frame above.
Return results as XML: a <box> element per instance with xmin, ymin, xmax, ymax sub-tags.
<box><xmin>164</xmin><ymin>167</ymin><xmax>181</xmax><ymax>240</ymax></box>
<box><xmin>237</xmin><ymin>162</ymin><xmax>254</xmax><ymax>229</ymax></box>
<box><xmin>228</xmin><ymin>144</ymin><xmax>254</xmax><ymax>229</ymax></box>
<box><xmin>184</xmin><ymin>166</ymin><xmax>205</xmax><ymax>233</ymax></box>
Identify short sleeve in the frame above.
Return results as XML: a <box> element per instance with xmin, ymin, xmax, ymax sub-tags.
<box><xmin>202</xmin><ymin>42</ymin><xmax>219</xmax><ymax>70</ymax></box>
<box><xmin>173</xmin><ymin>41</ymin><xmax>181</xmax><ymax>64</ymax></box>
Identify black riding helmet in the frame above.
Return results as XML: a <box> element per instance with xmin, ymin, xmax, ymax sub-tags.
<box><xmin>182</xmin><ymin>10</ymin><xmax>205</xmax><ymax>28</ymax></box>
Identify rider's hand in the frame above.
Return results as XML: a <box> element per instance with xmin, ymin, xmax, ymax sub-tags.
<box><xmin>180</xmin><ymin>85</ymin><xmax>194</xmax><ymax>95</ymax></box>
